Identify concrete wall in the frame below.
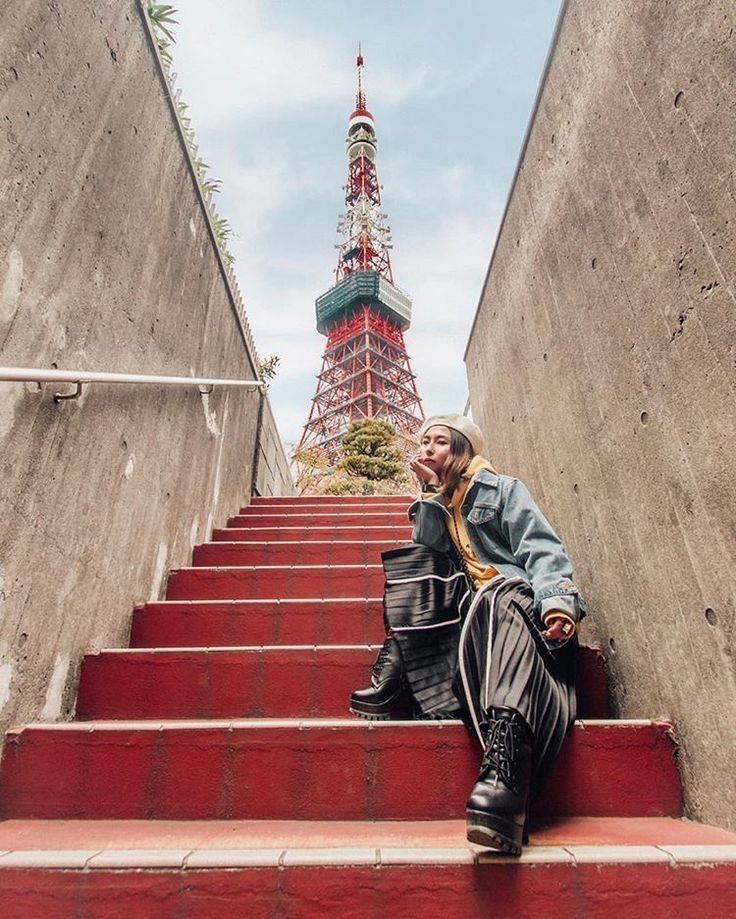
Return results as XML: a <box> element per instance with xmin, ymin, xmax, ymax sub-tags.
<box><xmin>466</xmin><ymin>0</ymin><xmax>736</xmax><ymax>830</ymax></box>
<box><xmin>0</xmin><ymin>0</ymin><xmax>292</xmax><ymax>737</ymax></box>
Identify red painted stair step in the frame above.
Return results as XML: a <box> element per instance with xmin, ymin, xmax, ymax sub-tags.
<box><xmin>227</xmin><ymin>511</ymin><xmax>410</xmax><ymax>528</ymax></box>
<box><xmin>76</xmin><ymin>647</ymin><xmax>377</xmax><ymax>720</ymax></box>
<box><xmin>166</xmin><ymin>564</ymin><xmax>385</xmax><ymax>601</ymax></box>
<box><xmin>1</xmin><ymin>817</ymin><xmax>734</xmax><ymax>917</ymax></box>
<box><xmin>250</xmin><ymin>495</ymin><xmax>414</xmax><ymax>506</ymax></box>
<box><xmin>241</xmin><ymin>503</ymin><xmax>412</xmax><ymax>515</ymax></box>
<box><xmin>0</xmin><ymin>721</ymin><xmax>681</xmax><ymax>821</ymax></box>
<box><xmin>76</xmin><ymin>646</ymin><xmax>609</xmax><ymax>721</ymax></box>
<box><xmin>3</xmin><ymin>859</ymin><xmax>736</xmax><ymax>919</ymax></box>
<box><xmin>131</xmin><ymin>599</ymin><xmax>384</xmax><ymax>646</ymax></box>
<box><xmin>213</xmin><ymin>525</ymin><xmax>413</xmax><ymax>542</ymax></box>
<box><xmin>193</xmin><ymin>540</ymin><xmax>405</xmax><ymax>567</ymax></box>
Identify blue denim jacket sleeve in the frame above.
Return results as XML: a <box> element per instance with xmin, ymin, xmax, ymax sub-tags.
<box><xmin>407</xmin><ymin>495</ymin><xmax>451</xmax><ymax>554</ymax></box>
<box><xmin>497</xmin><ymin>477</ymin><xmax>585</xmax><ymax>623</ymax></box>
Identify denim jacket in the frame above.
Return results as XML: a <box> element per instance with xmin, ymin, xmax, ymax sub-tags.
<box><xmin>407</xmin><ymin>469</ymin><xmax>586</xmax><ymax>623</ymax></box>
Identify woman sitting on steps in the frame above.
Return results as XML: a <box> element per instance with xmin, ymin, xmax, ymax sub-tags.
<box><xmin>349</xmin><ymin>413</ymin><xmax>585</xmax><ymax>854</ymax></box>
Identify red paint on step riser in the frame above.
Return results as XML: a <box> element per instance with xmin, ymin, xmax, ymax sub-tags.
<box><xmin>0</xmin><ymin>868</ymin><xmax>282</xmax><ymax>919</ymax></box>
<box><xmin>0</xmin><ymin>723</ymin><xmax>681</xmax><ymax>821</ymax></box>
<box><xmin>77</xmin><ymin>649</ymin><xmax>377</xmax><ymax>720</ymax></box>
<box><xmin>130</xmin><ymin>600</ymin><xmax>385</xmax><ymax>646</ymax></box>
<box><xmin>166</xmin><ymin>566</ymin><xmax>385</xmax><ymax>601</ymax></box>
<box><xmin>2</xmin><ymin>863</ymin><xmax>735</xmax><ymax>919</ymax></box>
<box><xmin>251</xmin><ymin>495</ymin><xmax>413</xmax><ymax>505</ymax></box>
<box><xmin>76</xmin><ymin>648</ymin><xmax>609</xmax><ymax>720</ymax></box>
<box><xmin>77</xmin><ymin>647</ymin><xmax>609</xmax><ymax>721</ymax></box>
<box><xmin>213</xmin><ymin>525</ymin><xmax>412</xmax><ymax>543</ymax></box>
<box><xmin>228</xmin><ymin>512</ymin><xmax>409</xmax><ymax>528</ymax></box>
<box><xmin>193</xmin><ymin>541</ymin><xmax>405</xmax><ymax>567</ymax></box>
<box><xmin>243</xmin><ymin>502</ymin><xmax>412</xmax><ymax>513</ymax></box>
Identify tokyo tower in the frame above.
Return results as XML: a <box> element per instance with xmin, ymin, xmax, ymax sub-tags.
<box><xmin>298</xmin><ymin>51</ymin><xmax>424</xmax><ymax>462</ymax></box>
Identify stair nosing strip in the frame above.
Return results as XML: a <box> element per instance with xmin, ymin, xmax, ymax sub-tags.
<box><xmin>1</xmin><ymin>844</ymin><xmax>734</xmax><ymax>870</ymax></box>
<box><xmin>201</xmin><ymin>540</ymin><xmax>405</xmax><ymax>546</ymax></box>
<box><xmin>235</xmin><ymin>512</ymin><xmax>408</xmax><ymax>516</ymax></box>
<box><xmin>172</xmin><ymin>564</ymin><xmax>384</xmax><ymax>571</ymax></box>
<box><xmin>140</xmin><ymin>598</ymin><xmax>384</xmax><ymax>605</ymax></box>
<box><xmin>219</xmin><ymin>528</ymin><xmax>412</xmax><ymax>533</ymax></box>
<box><xmin>19</xmin><ymin>718</ymin><xmax>663</xmax><ymax>731</ymax></box>
<box><xmin>92</xmin><ymin>644</ymin><xmax>381</xmax><ymax>653</ymax></box>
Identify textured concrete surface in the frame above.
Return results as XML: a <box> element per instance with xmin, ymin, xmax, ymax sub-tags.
<box><xmin>1</xmin><ymin>817</ymin><xmax>734</xmax><ymax>852</ymax></box>
<box><xmin>465</xmin><ymin>0</ymin><xmax>736</xmax><ymax>829</ymax></box>
<box><xmin>0</xmin><ymin>1</ymin><xmax>292</xmax><ymax>743</ymax></box>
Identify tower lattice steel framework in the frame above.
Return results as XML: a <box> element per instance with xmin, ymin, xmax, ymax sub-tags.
<box><xmin>298</xmin><ymin>51</ymin><xmax>424</xmax><ymax>462</ymax></box>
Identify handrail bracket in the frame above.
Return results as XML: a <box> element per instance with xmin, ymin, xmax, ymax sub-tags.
<box><xmin>53</xmin><ymin>381</ymin><xmax>85</xmax><ymax>403</ymax></box>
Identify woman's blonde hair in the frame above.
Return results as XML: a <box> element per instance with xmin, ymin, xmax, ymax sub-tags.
<box><xmin>440</xmin><ymin>429</ymin><xmax>474</xmax><ymax>499</ymax></box>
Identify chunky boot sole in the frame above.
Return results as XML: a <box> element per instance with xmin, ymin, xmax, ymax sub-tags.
<box><xmin>349</xmin><ymin>687</ymin><xmax>415</xmax><ymax>721</ymax></box>
<box><xmin>466</xmin><ymin>809</ymin><xmax>523</xmax><ymax>856</ymax></box>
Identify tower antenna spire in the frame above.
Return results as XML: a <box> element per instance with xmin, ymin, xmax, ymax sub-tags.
<box><xmin>356</xmin><ymin>43</ymin><xmax>366</xmax><ymax>112</ymax></box>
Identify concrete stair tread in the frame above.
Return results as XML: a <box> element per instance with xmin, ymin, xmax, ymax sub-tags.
<box><xmin>227</xmin><ymin>513</ymin><xmax>410</xmax><ymax>528</ymax></box>
<box><xmin>88</xmin><ymin>643</ymin><xmax>386</xmax><ymax>652</ymax></box>
<box><xmin>242</xmin><ymin>503</ymin><xmax>412</xmax><ymax>513</ymax></box>
<box><xmin>172</xmin><ymin>564</ymin><xmax>384</xmax><ymax>571</ymax></box>
<box><xmin>218</xmin><ymin>526</ymin><xmax>412</xmax><ymax>532</ymax></box>
<box><xmin>235</xmin><ymin>509</ymin><xmax>409</xmax><ymax>515</ymax></box>
<box><xmin>230</xmin><ymin>513</ymin><xmax>408</xmax><ymax>520</ymax></box>
<box><xmin>250</xmin><ymin>496</ymin><xmax>414</xmax><ymax>502</ymax></box>
<box><xmin>192</xmin><ymin>541</ymin><xmax>406</xmax><ymax>566</ymax></box>
<box><xmin>215</xmin><ymin>527</ymin><xmax>412</xmax><ymax>540</ymax></box>
<box><xmin>11</xmin><ymin>716</ymin><xmax>647</xmax><ymax>730</ymax></box>
<box><xmin>85</xmin><ymin>642</ymin><xmax>604</xmax><ymax>654</ymax></box>
<box><xmin>0</xmin><ymin>817</ymin><xmax>733</xmax><ymax>867</ymax></box>
<box><xmin>137</xmin><ymin>598</ymin><xmax>384</xmax><ymax>605</ymax></box>
<box><xmin>201</xmin><ymin>540</ymin><xmax>404</xmax><ymax>547</ymax></box>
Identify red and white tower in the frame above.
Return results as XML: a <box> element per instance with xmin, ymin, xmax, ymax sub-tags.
<box><xmin>298</xmin><ymin>51</ymin><xmax>424</xmax><ymax>462</ymax></box>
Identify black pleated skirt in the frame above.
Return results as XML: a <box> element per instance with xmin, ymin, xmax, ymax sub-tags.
<box><xmin>381</xmin><ymin>544</ymin><xmax>471</xmax><ymax>715</ymax></box>
<box><xmin>382</xmin><ymin>544</ymin><xmax>577</xmax><ymax>797</ymax></box>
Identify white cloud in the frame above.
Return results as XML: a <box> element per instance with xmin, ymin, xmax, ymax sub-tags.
<box><xmin>400</xmin><ymin>207</ymin><xmax>504</xmax><ymax>326</ymax></box>
<box><xmin>440</xmin><ymin>164</ymin><xmax>472</xmax><ymax>205</ymax></box>
<box><xmin>171</xmin><ymin>0</ymin><xmax>430</xmax><ymax>130</ymax></box>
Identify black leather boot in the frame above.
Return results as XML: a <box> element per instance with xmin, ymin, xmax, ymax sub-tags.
<box><xmin>466</xmin><ymin>707</ymin><xmax>534</xmax><ymax>854</ymax></box>
<box><xmin>349</xmin><ymin>636</ymin><xmax>415</xmax><ymax>720</ymax></box>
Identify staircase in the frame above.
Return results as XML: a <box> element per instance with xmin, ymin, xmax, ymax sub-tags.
<box><xmin>0</xmin><ymin>495</ymin><xmax>734</xmax><ymax>917</ymax></box>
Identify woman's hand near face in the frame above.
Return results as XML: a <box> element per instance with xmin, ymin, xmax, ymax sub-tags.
<box><xmin>409</xmin><ymin>454</ymin><xmax>441</xmax><ymax>487</ymax></box>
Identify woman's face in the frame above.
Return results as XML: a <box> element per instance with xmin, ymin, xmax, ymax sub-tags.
<box><xmin>420</xmin><ymin>425</ymin><xmax>453</xmax><ymax>477</ymax></box>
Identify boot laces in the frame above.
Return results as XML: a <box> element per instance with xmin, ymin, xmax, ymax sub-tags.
<box><xmin>371</xmin><ymin>641</ymin><xmax>393</xmax><ymax>679</ymax></box>
<box><xmin>479</xmin><ymin>718</ymin><xmax>517</xmax><ymax>790</ymax></box>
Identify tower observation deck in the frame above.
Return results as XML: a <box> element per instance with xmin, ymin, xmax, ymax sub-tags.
<box><xmin>298</xmin><ymin>51</ymin><xmax>424</xmax><ymax>462</ymax></box>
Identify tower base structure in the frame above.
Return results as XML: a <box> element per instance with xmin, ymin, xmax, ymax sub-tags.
<box><xmin>300</xmin><ymin>290</ymin><xmax>424</xmax><ymax>463</ymax></box>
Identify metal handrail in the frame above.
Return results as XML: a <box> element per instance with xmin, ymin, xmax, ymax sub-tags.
<box><xmin>0</xmin><ymin>366</ymin><xmax>264</xmax><ymax>402</ymax></box>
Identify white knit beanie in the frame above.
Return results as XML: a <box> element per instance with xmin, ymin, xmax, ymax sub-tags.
<box><xmin>418</xmin><ymin>414</ymin><xmax>485</xmax><ymax>456</ymax></box>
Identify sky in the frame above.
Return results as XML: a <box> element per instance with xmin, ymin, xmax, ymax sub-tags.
<box><xmin>167</xmin><ymin>0</ymin><xmax>563</xmax><ymax>447</ymax></box>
